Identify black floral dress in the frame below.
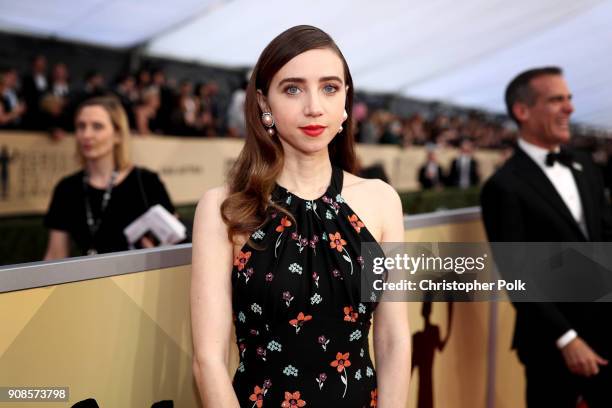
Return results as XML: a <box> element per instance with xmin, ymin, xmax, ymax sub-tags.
<box><xmin>232</xmin><ymin>166</ymin><xmax>382</xmax><ymax>408</ymax></box>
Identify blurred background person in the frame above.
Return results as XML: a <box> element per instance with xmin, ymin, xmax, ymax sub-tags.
<box><xmin>0</xmin><ymin>68</ymin><xmax>26</xmax><ymax>129</ymax></box>
<box><xmin>226</xmin><ymin>78</ymin><xmax>247</xmax><ymax>138</ymax></box>
<box><xmin>43</xmin><ymin>96</ymin><xmax>176</xmax><ymax>259</ymax></box>
<box><xmin>151</xmin><ymin>68</ymin><xmax>174</xmax><ymax>134</ymax></box>
<box><xmin>172</xmin><ymin>80</ymin><xmax>198</xmax><ymax>136</ymax></box>
<box><xmin>40</xmin><ymin>62</ymin><xmax>72</xmax><ymax>139</ymax></box>
<box><xmin>21</xmin><ymin>54</ymin><xmax>48</xmax><ymax>130</ymax></box>
<box><xmin>195</xmin><ymin>81</ymin><xmax>220</xmax><ymax>137</ymax></box>
<box><xmin>112</xmin><ymin>72</ymin><xmax>139</xmax><ymax>129</ymax></box>
<box><xmin>418</xmin><ymin>146</ymin><xmax>445</xmax><ymax>190</ymax></box>
<box><xmin>446</xmin><ymin>138</ymin><xmax>480</xmax><ymax>188</ymax></box>
<box><xmin>134</xmin><ymin>87</ymin><xmax>162</xmax><ymax>135</ymax></box>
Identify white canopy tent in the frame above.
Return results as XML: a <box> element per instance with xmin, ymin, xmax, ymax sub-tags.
<box><xmin>1</xmin><ymin>0</ymin><xmax>611</xmax><ymax>128</ymax></box>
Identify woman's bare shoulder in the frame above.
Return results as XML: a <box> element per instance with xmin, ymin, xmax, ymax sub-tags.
<box><xmin>342</xmin><ymin>172</ymin><xmax>400</xmax><ymax>202</ymax></box>
<box><xmin>196</xmin><ymin>184</ymin><xmax>249</xmax><ymax>252</ymax></box>
<box><xmin>200</xmin><ymin>184</ymin><xmax>229</xmax><ymax>202</ymax></box>
<box><xmin>195</xmin><ymin>185</ymin><xmax>230</xmax><ymax>230</ymax></box>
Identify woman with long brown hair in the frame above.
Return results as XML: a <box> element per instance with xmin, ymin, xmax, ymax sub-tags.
<box><xmin>191</xmin><ymin>25</ymin><xmax>410</xmax><ymax>407</ymax></box>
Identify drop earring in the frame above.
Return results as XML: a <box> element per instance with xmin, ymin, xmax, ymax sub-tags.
<box><xmin>261</xmin><ymin>112</ymin><xmax>275</xmax><ymax>136</ymax></box>
<box><xmin>338</xmin><ymin>109</ymin><xmax>348</xmax><ymax>133</ymax></box>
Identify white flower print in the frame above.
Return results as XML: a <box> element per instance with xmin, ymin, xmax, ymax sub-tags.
<box><xmin>238</xmin><ymin>362</ymin><xmax>245</xmax><ymax>372</ymax></box>
<box><xmin>349</xmin><ymin>330</ymin><xmax>362</xmax><ymax>342</ymax></box>
<box><xmin>325</xmin><ymin>210</ymin><xmax>333</xmax><ymax>220</ymax></box>
<box><xmin>360</xmin><ymin>348</ymin><xmax>365</xmax><ymax>357</ymax></box>
<box><xmin>251</xmin><ymin>303</ymin><xmax>262</xmax><ymax>315</ymax></box>
<box><xmin>267</xmin><ymin>340</ymin><xmax>282</xmax><ymax>352</ymax></box>
<box><xmin>354</xmin><ymin>369</ymin><xmax>362</xmax><ymax>380</ymax></box>
<box><xmin>238</xmin><ymin>311</ymin><xmax>246</xmax><ymax>323</ymax></box>
<box><xmin>283</xmin><ymin>365</ymin><xmax>299</xmax><ymax>377</ymax></box>
<box><xmin>251</xmin><ymin>229</ymin><xmax>265</xmax><ymax>240</ymax></box>
<box><xmin>311</xmin><ymin>293</ymin><xmax>323</xmax><ymax>305</ymax></box>
<box><xmin>358</xmin><ymin>303</ymin><xmax>367</xmax><ymax>314</ymax></box>
<box><xmin>366</xmin><ymin>366</ymin><xmax>374</xmax><ymax>377</ymax></box>
<box><xmin>288</xmin><ymin>263</ymin><xmax>302</xmax><ymax>275</ymax></box>
<box><xmin>336</xmin><ymin>194</ymin><xmax>345</xmax><ymax>203</ymax></box>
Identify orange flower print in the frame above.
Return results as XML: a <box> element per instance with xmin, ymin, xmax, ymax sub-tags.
<box><xmin>370</xmin><ymin>388</ymin><xmax>377</xmax><ymax>407</ymax></box>
<box><xmin>234</xmin><ymin>250</ymin><xmax>252</xmax><ymax>271</ymax></box>
<box><xmin>276</xmin><ymin>216</ymin><xmax>292</xmax><ymax>232</ymax></box>
<box><xmin>330</xmin><ymin>352</ymin><xmax>351</xmax><ymax>397</ymax></box>
<box><xmin>248</xmin><ymin>380</ymin><xmax>272</xmax><ymax>408</ymax></box>
<box><xmin>289</xmin><ymin>312</ymin><xmax>312</xmax><ymax>334</ymax></box>
<box><xmin>330</xmin><ymin>352</ymin><xmax>351</xmax><ymax>373</ymax></box>
<box><xmin>343</xmin><ymin>306</ymin><xmax>358</xmax><ymax>322</ymax></box>
<box><xmin>328</xmin><ymin>232</ymin><xmax>346</xmax><ymax>252</ymax></box>
<box><xmin>348</xmin><ymin>214</ymin><xmax>365</xmax><ymax>233</ymax></box>
<box><xmin>249</xmin><ymin>385</ymin><xmax>265</xmax><ymax>408</ymax></box>
<box><xmin>281</xmin><ymin>391</ymin><xmax>306</xmax><ymax>407</ymax></box>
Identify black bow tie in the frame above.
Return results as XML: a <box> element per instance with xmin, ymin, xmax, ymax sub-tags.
<box><xmin>545</xmin><ymin>150</ymin><xmax>574</xmax><ymax>167</ymax></box>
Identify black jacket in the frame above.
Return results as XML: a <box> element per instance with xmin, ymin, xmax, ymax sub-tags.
<box><xmin>446</xmin><ymin>156</ymin><xmax>480</xmax><ymax>187</ymax></box>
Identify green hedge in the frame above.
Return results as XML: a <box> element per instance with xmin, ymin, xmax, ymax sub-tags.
<box><xmin>0</xmin><ymin>187</ymin><xmax>481</xmax><ymax>266</ymax></box>
<box><xmin>399</xmin><ymin>186</ymin><xmax>481</xmax><ymax>214</ymax></box>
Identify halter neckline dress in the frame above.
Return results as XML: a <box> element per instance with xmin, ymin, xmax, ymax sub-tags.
<box><xmin>231</xmin><ymin>166</ymin><xmax>383</xmax><ymax>408</ymax></box>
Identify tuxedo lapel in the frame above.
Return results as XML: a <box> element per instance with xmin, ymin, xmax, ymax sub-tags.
<box><xmin>570</xmin><ymin>159</ymin><xmax>595</xmax><ymax>239</ymax></box>
<box><xmin>512</xmin><ymin>148</ymin><xmax>587</xmax><ymax>238</ymax></box>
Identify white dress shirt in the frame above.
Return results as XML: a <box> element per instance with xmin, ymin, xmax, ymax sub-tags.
<box><xmin>518</xmin><ymin>137</ymin><xmax>584</xmax><ymax>349</ymax></box>
<box><xmin>458</xmin><ymin>155</ymin><xmax>471</xmax><ymax>188</ymax></box>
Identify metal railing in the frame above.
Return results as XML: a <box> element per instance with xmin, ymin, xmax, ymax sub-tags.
<box><xmin>0</xmin><ymin>207</ymin><xmax>482</xmax><ymax>293</ymax></box>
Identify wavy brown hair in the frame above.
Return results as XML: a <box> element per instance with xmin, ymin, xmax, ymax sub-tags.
<box><xmin>221</xmin><ymin>25</ymin><xmax>357</xmax><ymax>243</ymax></box>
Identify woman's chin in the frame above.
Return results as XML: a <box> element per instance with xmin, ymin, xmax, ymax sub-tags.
<box><xmin>281</xmin><ymin>134</ymin><xmax>335</xmax><ymax>155</ymax></box>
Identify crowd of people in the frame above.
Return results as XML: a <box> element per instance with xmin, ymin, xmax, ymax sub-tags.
<box><xmin>353</xmin><ymin>103</ymin><xmax>517</xmax><ymax>149</ymax></box>
<box><xmin>0</xmin><ymin>55</ymin><xmax>247</xmax><ymax>139</ymax></box>
<box><xmin>2</xmin><ymin>54</ymin><xmax>608</xmax><ymax>153</ymax></box>
<box><xmin>416</xmin><ymin>139</ymin><xmax>482</xmax><ymax>190</ymax></box>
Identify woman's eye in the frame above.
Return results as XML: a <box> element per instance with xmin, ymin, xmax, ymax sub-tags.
<box><xmin>285</xmin><ymin>86</ymin><xmax>301</xmax><ymax>95</ymax></box>
<box><xmin>323</xmin><ymin>84</ymin><xmax>338</xmax><ymax>94</ymax></box>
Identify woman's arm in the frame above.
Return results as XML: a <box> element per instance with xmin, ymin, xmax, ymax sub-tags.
<box><xmin>373</xmin><ymin>182</ymin><xmax>411</xmax><ymax>408</ymax></box>
<box><xmin>191</xmin><ymin>186</ymin><xmax>240</xmax><ymax>408</ymax></box>
<box><xmin>43</xmin><ymin>229</ymin><xmax>70</xmax><ymax>260</ymax></box>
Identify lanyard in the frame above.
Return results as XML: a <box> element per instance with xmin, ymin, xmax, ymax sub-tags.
<box><xmin>82</xmin><ymin>170</ymin><xmax>118</xmax><ymax>255</ymax></box>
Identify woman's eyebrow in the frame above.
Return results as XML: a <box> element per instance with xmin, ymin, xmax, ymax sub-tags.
<box><xmin>278</xmin><ymin>77</ymin><xmax>305</xmax><ymax>87</ymax></box>
<box><xmin>319</xmin><ymin>76</ymin><xmax>343</xmax><ymax>83</ymax></box>
<box><xmin>277</xmin><ymin>76</ymin><xmax>344</xmax><ymax>87</ymax></box>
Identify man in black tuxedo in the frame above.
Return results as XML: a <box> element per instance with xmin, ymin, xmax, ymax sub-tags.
<box><xmin>481</xmin><ymin>67</ymin><xmax>612</xmax><ymax>407</ymax></box>
<box><xmin>446</xmin><ymin>139</ymin><xmax>480</xmax><ymax>189</ymax></box>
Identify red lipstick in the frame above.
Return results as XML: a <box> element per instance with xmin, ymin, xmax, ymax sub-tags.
<box><xmin>299</xmin><ymin>125</ymin><xmax>327</xmax><ymax>137</ymax></box>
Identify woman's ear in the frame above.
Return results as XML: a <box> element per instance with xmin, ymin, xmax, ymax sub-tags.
<box><xmin>256</xmin><ymin>90</ymin><xmax>271</xmax><ymax>113</ymax></box>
